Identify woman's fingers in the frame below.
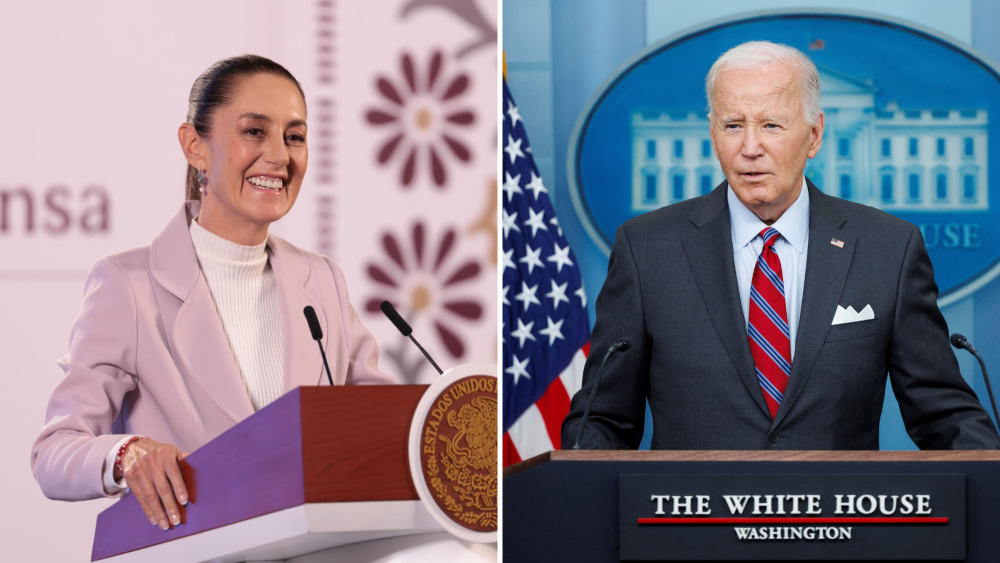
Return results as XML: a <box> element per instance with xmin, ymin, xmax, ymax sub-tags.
<box><xmin>164</xmin><ymin>455</ymin><xmax>189</xmax><ymax>507</ymax></box>
<box><xmin>153</xmin><ymin>459</ymin><xmax>181</xmax><ymax>528</ymax></box>
<box><xmin>131</xmin><ymin>464</ymin><xmax>171</xmax><ymax>530</ymax></box>
<box><xmin>125</xmin><ymin>466</ymin><xmax>159</xmax><ymax>527</ymax></box>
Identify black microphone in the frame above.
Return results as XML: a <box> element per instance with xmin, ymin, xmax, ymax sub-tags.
<box><xmin>380</xmin><ymin>300</ymin><xmax>443</xmax><ymax>375</ymax></box>
<box><xmin>303</xmin><ymin>306</ymin><xmax>334</xmax><ymax>386</ymax></box>
<box><xmin>951</xmin><ymin>333</ymin><xmax>1000</xmax><ymax>431</ymax></box>
<box><xmin>572</xmin><ymin>339</ymin><xmax>631</xmax><ymax>450</ymax></box>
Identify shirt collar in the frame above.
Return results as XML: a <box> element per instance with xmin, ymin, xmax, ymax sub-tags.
<box><xmin>728</xmin><ymin>177</ymin><xmax>810</xmax><ymax>254</ymax></box>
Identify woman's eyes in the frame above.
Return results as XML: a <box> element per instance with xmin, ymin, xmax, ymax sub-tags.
<box><xmin>243</xmin><ymin>127</ymin><xmax>306</xmax><ymax>144</ymax></box>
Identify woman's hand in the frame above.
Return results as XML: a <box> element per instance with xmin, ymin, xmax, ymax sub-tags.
<box><xmin>114</xmin><ymin>438</ymin><xmax>190</xmax><ymax>530</ymax></box>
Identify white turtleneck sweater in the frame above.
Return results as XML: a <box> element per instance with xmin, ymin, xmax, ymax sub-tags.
<box><xmin>187</xmin><ymin>219</ymin><xmax>285</xmax><ymax>410</ymax></box>
<box><xmin>103</xmin><ymin>219</ymin><xmax>285</xmax><ymax>493</ymax></box>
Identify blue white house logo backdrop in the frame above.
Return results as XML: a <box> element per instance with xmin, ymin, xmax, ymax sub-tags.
<box><xmin>569</xmin><ymin>12</ymin><xmax>1000</xmax><ymax>302</ymax></box>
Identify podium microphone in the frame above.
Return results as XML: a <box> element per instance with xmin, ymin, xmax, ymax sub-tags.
<box><xmin>303</xmin><ymin>306</ymin><xmax>335</xmax><ymax>386</ymax></box>
<box><xmin>951</xmin><ymin>333</ymin><xmax>1000</xmax><ymax>431</ymax></box>
<box><xmin>572</xmin><ymin>339</ymin><xmax>631</xmax><ymax>450</ymax></box>
<box><xmin>380</xmin><ymin>300</ymin><xmax>443</xmax><ymax>375</ymax></box>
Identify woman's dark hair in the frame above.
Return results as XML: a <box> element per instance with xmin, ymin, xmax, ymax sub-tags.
<box><xmin>184</xmin><ymin>54</ymin><xmax>305</xmax><ymax>201</ymax></box>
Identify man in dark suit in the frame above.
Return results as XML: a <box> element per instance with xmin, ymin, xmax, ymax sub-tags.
<box><xmin>562</xmin><ymin>40</ymin><xmax>999</xmax><ymax>450</ymax></box>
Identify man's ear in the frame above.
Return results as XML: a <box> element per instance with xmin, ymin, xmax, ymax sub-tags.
<box><xmin>807</xmin><ymin>112</ymin><xmax>824</xmax><ymax>159</ymax></box>
<box><xmin>708</xmin><ymin>118</ymin><xmax>721</xmax><ymax>161</ymax></box>
<box><xmin>178</xmin><ymin>123</ymin><xmax>209</xmax><ymax>170</ymax></box>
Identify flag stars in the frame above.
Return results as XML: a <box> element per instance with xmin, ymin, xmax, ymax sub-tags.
<box><xmin>505</xmin><ymin>134</ymin><xmax>525</xmax><ymax>163</ymax></box>
<box><xmin>507</xmin><ymin>100</ymin><xmax>522</xmax><ymax>128</ymax></box>
<box><xmin>538</xmin><ymin>316</ymin><xmax>565</xmax><ymax>346</ymax></box>
<box><xmin>503</xmin><ymin>171</ymin><xmax>523</xmax><ymax>201</ymax></box>
<box><xmin>505</xmin><ymin>354</ymin><xmax>531</xmax><ymax>384</ymax></box>
<box><xmin>510</xmin><ymin>318</ymin><xmax>536</xmax><ymax>348</ymax></box>
<box><xmin>502</xmin><ymin>248</ymin><xmax>516</xmax><ymax>272</ymax></box>
<box><xmin>502</xmin><ymin>285</ymin><xmax>510</xmax><ymax>306</ymax></box>
<box><xmin>545</xmin><ymin>279</ymin><xmax>569</xmax><ymax>309</ymax></box>
<box><xmin>502</xmin><ymin>208</ymin><xmax>521</xmax><ymax>239</ymax></box>
<box><xmin>523</xmin><ymin>207</ymin><xmax>548</xmax><ymax>237</ymax></box>
<box><xmin>547</xmin><ymin>243</ymin><xmax>574</xmax><ymax>273</ymax></box>
<box><xmin>524</xmin><ymin>172</ymin><xmax>547</xmax><ymax>200</ymax></box>
<box><xmin>550</xmin><ymin>217</ymin><xmax>562</xmax><ymax>237</ymax></box>
<box><xmin>575</xmin><ymin>282</ymin><xmax>588</xmax><ymax>307</ymax></box>
<box><xmin>519</xmin><ymin>244</ymin><xmax>544</xmax><ymax>274</ymax></box>
<box><xmin>515</xmin><ymin>282</ymin><xmax>541</xmax><ymax>311</ymax></box>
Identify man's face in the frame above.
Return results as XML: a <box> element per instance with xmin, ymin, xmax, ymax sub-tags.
<box><xmin>709</xmin><ymin>63</ymin><xmax>824</xmax><ymax>223</ymax></box>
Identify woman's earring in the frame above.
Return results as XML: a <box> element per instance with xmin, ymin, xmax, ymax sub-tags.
<box><xmin>197</xmin><ymin>169</ymin><xmax>207</xmax><ymax>195</ymax></box>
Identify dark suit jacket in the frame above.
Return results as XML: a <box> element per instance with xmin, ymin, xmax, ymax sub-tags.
<box><xmin>562</xmin><ymin>180</ymin><xmax>1000</xmax><ymax>450</ymax></box>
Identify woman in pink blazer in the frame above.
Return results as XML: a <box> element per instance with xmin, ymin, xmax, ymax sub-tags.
<box><xmin>31</xmin><ymin>55</ymin><xmax>395</xmax><ymax>531</ymax></box>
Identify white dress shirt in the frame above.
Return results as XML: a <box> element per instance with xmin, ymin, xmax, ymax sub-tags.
<box><xmin>729</xmin><ymin>179</ymin><xmax>810</xmax><ymax>359</ymax></box>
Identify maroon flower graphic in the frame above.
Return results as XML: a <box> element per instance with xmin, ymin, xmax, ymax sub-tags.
<box><xmin>366</xmin><ymin>51</ymin><xmax>475</xmax><ymax>188</ymax></box>
<box><xmin>400</xmin><ymin>0</ymin><xmax>497</xmax><ymax>59</ymax></box>
<box><xmin>366</xmin><ymin>222</ymin><xmax>483</xmax><ymax>367</ymax></box>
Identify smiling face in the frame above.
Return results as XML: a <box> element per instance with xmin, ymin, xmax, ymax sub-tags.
<box><xmin>180</xmin><ymin>73</ymin><xmax>308</xmax><ymax>244</ymax></box>
<box><xmin>709</xmin><ymin>62</ymin><xmax>823</xmax><ymax>224</ymax></box>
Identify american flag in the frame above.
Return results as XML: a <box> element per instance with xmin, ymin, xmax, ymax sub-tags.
<box><xmin>502</xmin><ymin>79</ymin><xmax>590</xmax><ymax>467</ymax></box>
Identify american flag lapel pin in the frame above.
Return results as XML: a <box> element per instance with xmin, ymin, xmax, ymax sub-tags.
<box><xmin>831</xmin><ymin>238</ymin><xmax>844</xmax><ymax>248</ymax></box>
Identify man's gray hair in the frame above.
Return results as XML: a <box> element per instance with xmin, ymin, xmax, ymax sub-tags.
<box><xmin>705</xmin><ymin>41</ymin><xmax>822</xmax><ymax>124</ymax></box>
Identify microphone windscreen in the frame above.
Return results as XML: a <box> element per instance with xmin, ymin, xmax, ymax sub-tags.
<box><xmin>303</xmin><ymin>306</ymin><xmax>323</xmax><ymax>341</ymax></box>
<box><xmin>380</xmin><ymin>300</ymin><xmax>412</xmax><ymax>336</ymax></box>
<box><xmin>950</xmin><ymin>333</ymin><xmax>967</xmax><ymax>349</ymax></box>
<box><xmin>615</xmin><ymin>339</ymin><xmax>631</xmax><ymax>352</ymax></box>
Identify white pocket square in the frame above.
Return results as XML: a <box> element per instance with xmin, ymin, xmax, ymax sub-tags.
<box><xmin>832</xmin><ymin>304</ymin><xmax>875</xmax><ymax>325</ymax></box>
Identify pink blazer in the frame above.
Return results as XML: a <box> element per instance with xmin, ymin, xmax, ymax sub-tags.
<box><xmin>32</xmin><ymin>202</ymin><xmax>395</xmax><ymax>501</ymax></box>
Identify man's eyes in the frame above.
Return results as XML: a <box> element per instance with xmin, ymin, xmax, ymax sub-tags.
<box><xmin>722</xmin><ymin>123</ymin><xmax>780</xmax><ymax>130</ymax></box>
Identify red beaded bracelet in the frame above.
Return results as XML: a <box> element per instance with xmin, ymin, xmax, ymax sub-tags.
<box><xmin>114</xmin><ymin>436</ymin><xmax>146</xmax><ymax>476</ymax></box>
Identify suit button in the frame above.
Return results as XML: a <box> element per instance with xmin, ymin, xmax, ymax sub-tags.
<box><xmin>768</xmin><ymin>431</ymin><xmax>780</xmax><ymax>443</ymax></box>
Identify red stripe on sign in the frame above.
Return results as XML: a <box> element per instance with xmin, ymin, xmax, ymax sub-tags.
<box><xmin>503</xmin><ymin>432</ymin><xmax>522</xmax><ymax>467</ymax></box>
<box><xmin>535</xmin><ymin>377</ymin><xmax>571</xmax><ymax>449</ymax></box>
<box><xmin>638</xmin><ymin>517</ymin><xmax>948</xmax><ymax>525</ymax></box>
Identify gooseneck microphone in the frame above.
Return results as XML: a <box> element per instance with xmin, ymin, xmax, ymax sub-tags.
<box><xmin>951</xmin><ymin>333</ymin><xmax>1000</xmax><ymax>431</ymax></box>
<box><xmin>572</xmin><ymin>339</ymin><xmax>631</xmax><ymax>450</ymax></box>
<box><xmin>380</xmin><ymin>300</ymin><xmax>443</xmax><ymax>375</ymax></box>
<box><xmin>303</xmin><ymin>306</ymin><xmax>334</xmax><ymax>386</ymax></box>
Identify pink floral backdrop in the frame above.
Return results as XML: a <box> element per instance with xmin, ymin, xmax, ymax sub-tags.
<box><xmin>274</xmin><ymin>0</ymin><xmax>497</xmax><ymax>382</ymax></box>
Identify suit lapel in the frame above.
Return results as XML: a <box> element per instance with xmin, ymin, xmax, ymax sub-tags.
<box><xmin>682</xmin><ymin>185</ymin><xmax>771</xmax><ymax>418</ymax></box>
<box><xmin>150</xmin><ymin>202</ymin><xmax>254</xmax><ymax>423</ymax></box>
<box><xmin>268</xmin><ymin>237</ymin><xmax>326</xmax><ymax>391</ymax></box>
<box><xmin>771</xmin><ymin>183</ymin><xmax>855</xmax><ymax>429</ymax></box>
<box><xmin>172</xmin><ymin>284</ymin><xmax>256</xmax><ymax>421</ymax></box>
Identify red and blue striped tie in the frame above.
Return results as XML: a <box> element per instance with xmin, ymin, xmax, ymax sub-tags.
<box><xmin>748</xmin><ymin>227</ymin><xmax>791</xmax><ymax>419</ymax></box>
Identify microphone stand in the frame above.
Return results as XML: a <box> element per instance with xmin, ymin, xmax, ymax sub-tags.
<box><xmin>953</xmin><ymin>334</ymin><xmax>1000</xmax><ymax>433</ymax></box>
<box><xmin>971</xmin><ymin>349</ymin><xmax>1000</xmax><ymax>431</ymax></box>
<box><xmin>408</xmin><ymin>333</ymin><xmax>443</xmax><ymax>375</ymax></box>
<box><xmin>572</xmin><ymin>342</ymin><xmax>627</xmax><ymax>450</ymax></box>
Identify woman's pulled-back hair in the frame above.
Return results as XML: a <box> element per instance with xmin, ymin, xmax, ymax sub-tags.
<box><xmin>184</xmin><ymin>55</ymin><xmax>305</xmax><ymax>201</ymax></box>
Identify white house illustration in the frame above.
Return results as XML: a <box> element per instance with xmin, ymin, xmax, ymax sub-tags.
<box><xmin>631</xmin><ymin>66</ymin><xmax>989</xmax><ymax>213</ymax></box>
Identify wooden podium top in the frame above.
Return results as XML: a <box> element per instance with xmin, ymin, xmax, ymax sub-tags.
<box><xmin>503</xmin><ymin>449</ymin><xmax>1000</xmax><ymax>478</ymax></box>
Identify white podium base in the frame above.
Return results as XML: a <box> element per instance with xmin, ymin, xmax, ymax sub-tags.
<box><xmin>100</xmin><ymin>501</ymin><xmax>446</xmax><ymax>563</ymax></box>
<box><xmin>284</xmin><ymin>532</ymin><xmax>496</xmax><ymax>562</ymax></box>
